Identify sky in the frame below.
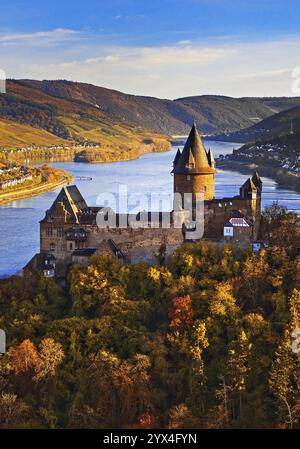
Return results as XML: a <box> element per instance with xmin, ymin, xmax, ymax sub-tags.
<box><xmin>0</xmin><ymin>0</ymin><xmax>300</xmax><ymax>98</ymax></box>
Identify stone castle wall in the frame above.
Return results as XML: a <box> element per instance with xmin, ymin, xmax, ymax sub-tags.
<box><xmin>40</xmin><ymin>221</ymin><xmax>184</xmax><ymax>265</ymax></box>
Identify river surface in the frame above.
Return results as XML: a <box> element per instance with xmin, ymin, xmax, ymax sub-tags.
<box><xmin>1</xmin><ymin>140</ymin><xmax>300</xmax><ymax>277</ymax></box>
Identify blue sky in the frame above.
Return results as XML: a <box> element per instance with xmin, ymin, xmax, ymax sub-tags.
<box><xmin>0</xmin><ymin>0</ymin><xmax>300</xmax><ymax>97</ymax></box>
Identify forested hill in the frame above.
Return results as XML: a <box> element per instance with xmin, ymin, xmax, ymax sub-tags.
<box><xmin>17</xmin><ymin>79</ymin><xmax>300</xmax><ymax>135</ymax></box>
<box><xmin>1</xmin><ymin>79</ymin><xmax>300</xmax><ymax>151</ymax></box>
<box><xmin>210</xmin><ymin>105</ymin><xmax>300</xmax><ymax>143</ymax></box>
<box><xmin>0</xmin><ymin>80</ymin><xmax>170</xmax><ymax>151</ymax></box>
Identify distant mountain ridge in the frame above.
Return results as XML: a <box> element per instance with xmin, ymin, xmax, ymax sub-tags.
<box><xmin>19</xmin><ymin>79</ymin><xmax>300</xmax><ymax>135</ymax></box>
<box><xmin>210</xmin><ymin>105</ymin><xmax>300</xmax><ymax>143</ymax></box>
<box><xmin>1</xmin><ymin>79</ymin><xmax>300</xmax><ymax>151</ymax></box>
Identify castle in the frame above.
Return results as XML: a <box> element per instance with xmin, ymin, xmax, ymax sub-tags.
<box><xmin>26</xmin><ymin>124</ymin><xmax>262</xmax><ymax>278</ymax></box>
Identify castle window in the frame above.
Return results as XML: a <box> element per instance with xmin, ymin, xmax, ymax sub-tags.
<box><xmin>50</xmin><ymin>243</ymin><xmax>55</xmax><ymax>252</ymax></box>
<box><xmin>57</xmin><ymin>227</ymin><xmax>63</xmax><ymax>238</ymax></box>
<box><xmin>46</xmin><ymin>227</ymin><xmax>53</xmax><ymax>237</ymax></box>
<box><xmin>186</xmin><ymin>162</ymin><xmax>195</xmax><ymax>169</ymax></box>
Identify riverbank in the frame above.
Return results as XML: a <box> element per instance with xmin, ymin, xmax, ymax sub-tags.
<box><xmin>0</xmin><ymin>139</ymin><xmax>172</xmax><ymax>165</ymax></box>
<box><xmin>74</xmin><ymin>140</ymin><xmax>171</xmax><ymax>163</ymax></box>
<box><xmin>218</xmin><ymin>159</ymin><xmax>300</xmax><ymax>192</ymax></box>
<box><xmin>0</xmin><ymin>164</ymin><xmax>74</xmax><ymax>205</ymax></box>
<box><xmin>0</xmin><ymin>141</ymin><xmax>171</xmax><ymax>204</ymax></box>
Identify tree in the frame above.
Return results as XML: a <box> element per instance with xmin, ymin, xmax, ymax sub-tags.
<box><xmin>70</xmin><ymin>262</ymin><xmax>125</xmax><ymax>317</ymax></box>
<box><xmin>209</xmin><ymin>282</ymin><xmax>238</xmax><ymax>317</ymax></box>
<box><xmin>0</xmin><ymin>393</ymin><xmax>28</xmax><ymax>429</ymax></box>
<box><xmin>168</xmin><ymin>404</ymin><xmax>200</xmax><ymax>429</ymax></box>
<box><xmin>10</xmin><ymin>339</ymin><xmax>39</xmax><ymax>375</ymax></box>
<box><xmin>269</xmin><ymin>329</ymin><xmax>300</xmax><ymax>428</ymax></box>
<box><xmin>261</xmin><ymin>204</ymin><xmax>300</xmax><ymax>250</ymax></box>
<box><xmin>239</xmin><ymin>250</ymin><xmax>270</xmax><ymax>311</ymax></box>
<box><xmin>216</xmin><ymin>330</ymin><xmax>250</xmax><ymax>425</ymax></box>
<box><xmin>82</xmin><ymin>351</ymin><xmax>152</xmax><ymax>428</ymax></box>
<box><xmin>169</xmin><ymin>296</ymin><xmax>193</xmax><ymax>334</ymax></box>
<box><xmin>269</xmin><ymin>289</ymin><xmax>300</xmax><ymax>428</ymax></box>
<box><xmin>135</xmin><ymin>413</ymin><xmax>158</xmax><ymax>429</ymax></box>
<box><xmin>34</xmin><ymin>338</ymin><xmax>64</xmax><ymax>382</ymax></box>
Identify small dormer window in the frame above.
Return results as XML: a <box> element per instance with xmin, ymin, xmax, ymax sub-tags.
<box><xmin>186</xmin><ymin>162</ymin><xmax>195</xmax><ymax>169</ymax></box>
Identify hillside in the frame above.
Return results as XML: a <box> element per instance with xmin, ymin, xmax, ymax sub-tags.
<box><xmin>0</xmin><ymin>80</ymin><xmax>171</xmax><ymax>163</ymax></box>
<box><xmin>210</xmin><ymin>106</ymin><xmax>300</xmax><ymax>143</ymax></box>
<box><xmin>2</xmin><ymin>79</ymin><xmax>300</xmax><ymax>152</ymax></box>
<box><xmin>0</xmin><ymin>119</ymin><xmax>66</xmax><ymax>148</ymax></box>
<box><xmin>256</xmin><ymin>96</ymin><xmax>300</xmax><ymax>113</ymax></box>
<box><xmin>20</xmin><ymin>79</ymin><xmax>295</xmax><ymax>135</ymax></box>
<box><xmin>174</xmin><ymin>95</ymin><xmax>274</xmax><ymax>133</ymax></box>
<box><xmin>218</xmin><ymin>131</ymin><xmax>300</xmax><ymax>190</ymax></box>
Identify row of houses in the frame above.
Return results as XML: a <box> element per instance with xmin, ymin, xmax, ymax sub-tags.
<box><xmin>0</xmin><ymin>165</ymin><xmax>34</xmax><ymax>190</ymax></box>
<box><xmin>0</xmin><ymin>173</ymin><xmax>33</xmax><ymax>190</ymax></box>
<box><xmin>1</xmin><ymin>142</ymin><xmax>101</xmax><ymax>155</ymax></box>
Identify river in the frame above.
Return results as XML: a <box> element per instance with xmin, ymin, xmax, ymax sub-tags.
<box><xmin>1</xmin><ymin>140</ymin><xmax>300</xmax><ymax>277</ymax></box>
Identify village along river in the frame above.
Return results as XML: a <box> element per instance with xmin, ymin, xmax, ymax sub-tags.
<box><xmin>1</xmin><ymin>140</ymin><xmax>300</xmax><ymax>277</ymax></box>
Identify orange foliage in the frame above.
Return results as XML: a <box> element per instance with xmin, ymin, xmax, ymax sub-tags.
<box><xmin>169</xmin><ymin>295</ymin><xmax>193</xmax><ymax>333</ymax></box>
<box><xmin>137</xmin><ymin>413</ymin><xmax>158</xmax><ymax>429</ymax></box>
<box><xmin>10</xmin><ymin>339</ymin><xmax>39</xmax><ymax>375</ymax></box>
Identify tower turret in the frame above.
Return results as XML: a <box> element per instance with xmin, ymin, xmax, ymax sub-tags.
<box><xmin>172</xmin><ymin>123</ymin><xmax>216</xmax><ymax>203</ymax></box>
<box><xmin>173</xmin><ymin>149</ymin><xmax>181</xmax><ymax>168</ymax></box>
<box><xmin>207</xmin><ymin>149</ymin><xmax>215</xmax><ymax>169</ymax></box>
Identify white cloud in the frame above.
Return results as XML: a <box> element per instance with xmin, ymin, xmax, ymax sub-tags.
<box><xmin>0</xmin><ymin>28</ymin><xmax>83</xmax><ymax>47</ymax></box>
<box><xmin>176</xmin><ymin>40</ymin><xmax>192</xmax><ymax>46</ymax></box>
<box><xmin>1</xmin><ymin>30</ymin><xmax>300</xmax><ymax>97</ymax></box>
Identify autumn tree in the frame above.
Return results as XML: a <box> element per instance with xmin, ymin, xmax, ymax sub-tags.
<box><xmin>168</xmin><ymin>404</ymin><xmax>200</xmax><ymax>429</ymax></box>
<box><xmin>269</xmin><ymin>289</ymin><xmax>300</xmax><ymax>428</ymax></box>
<box><xmin>169</xmin><ymin>296</ymin><xmax>193</xmax><ymax>334</ymax></box>
<box><xmin>34</xmin><ymin>338</ymin><xmax>64</xmax><ymax>382</ymax></box>
<box><xmin>0</xmin><ymin>393</ymin><xmax>28</xmax><ymax>429</ymax></box>
<box><xmin>269</xmin><ymin>329</ymin><xmax>300</xmax><ymax>428</ymax></box>
<box><xmin>10</xmin><ymin>339</ymin><xmax>39</xmax><ymax>375</ymax></box>
<box><xmin>72</xmin><ymin>351</ymin><xmax>153</xmax><ymax>428</ymax></box>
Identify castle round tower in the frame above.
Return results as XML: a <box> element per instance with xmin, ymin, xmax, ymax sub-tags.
<box><xmin>172</xmin><ymin>123</ymin><xmax>216</xmax><ymax>205</ymax></box>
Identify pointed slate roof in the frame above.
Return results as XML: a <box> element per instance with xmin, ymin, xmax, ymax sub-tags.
<box><xmin>42</xmin><ymin>185</ymin><xmax>88</xmax><ymax>224</ymax></box>
<box><xmin>172</xmin><ymin>123</ymin><xmax>215</xmax><ymax>174</ymax></box>
<box><xmin>240</xmin><ymin>178</ymin><xmax>257</xmax><ymax>199</ymax></box>
<box><xmin>207</xmin><ymin>149</ymin><xmax>215</xmax><ymax>167</ymax></box>
<box><xmin>173</xmin><ymin>149</ymin><xmax>181</xmax><ymax>167</ymax></box>
<box><xmin>187</xmin><ymin>148</ymin><xmax>195</xmax><ymax>166</ymax></box>
<box><xmin>251</xmin><ymin>171</ymin><xmax>262</xmax><ymax>189</ymax></box>
<box><xmin>241</xmin><ymin>178</ymin><xmax>257</xmax><ymax>191</ymax></box>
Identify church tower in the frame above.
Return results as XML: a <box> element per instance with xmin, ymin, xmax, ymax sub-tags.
<box><xmin>172</xmin><ymin>123</ymin><xmax>216</xmax><ymax>205</ymax></box>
